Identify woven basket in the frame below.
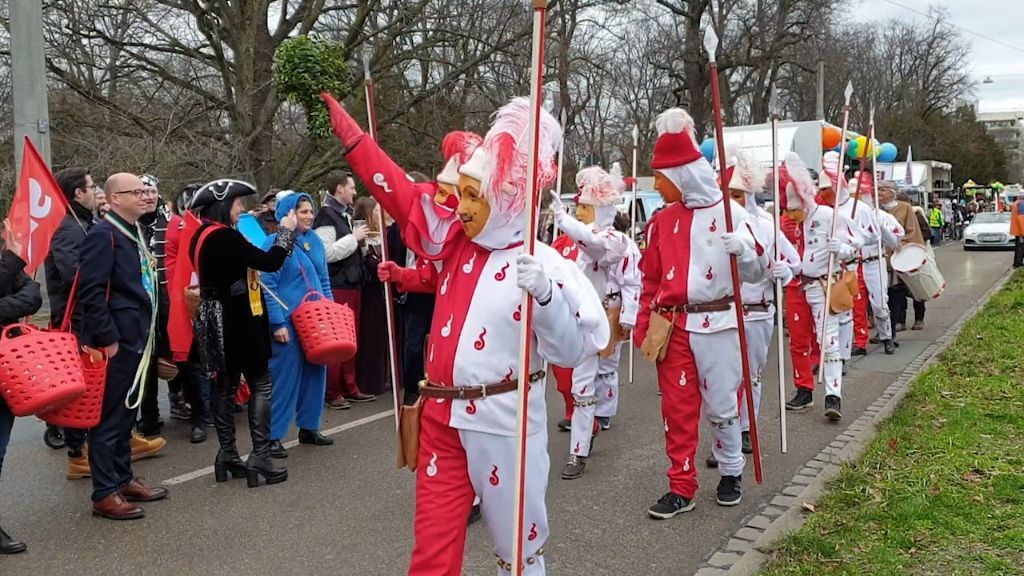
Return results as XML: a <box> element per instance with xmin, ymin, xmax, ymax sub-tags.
<box><xmin>41</xmin><ymin>348</ymin><xmax>107</xmax><ymax>429</ymax></box>
<box><xmin>0</xmin><ymin>324</ymin><xmax>86</xmax><ymax>417</ymax></box>
<box><xmin>291</xmin><ymin>292</ymin><xmax>357</xmax><ymax>366</ymax></box>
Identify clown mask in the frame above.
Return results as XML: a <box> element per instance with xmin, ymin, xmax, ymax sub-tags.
<box><xmin>435</xmin><ymin>182</ymin><xmax>460</xmax><ymax>211</ymax></box>
<box><xmin>575</xmin><ymin>203</ymin><xmax>596</xmax><ymax>225</ymax></box>
<box><xmin>729</xmin><ymin>188</ymin><xmax>746</xmax><ymax>207</ymax></box>
<box><xmin>457</xmin><ymin>174</ymin><xmax>491</xmax><ymax>239</ymax></box>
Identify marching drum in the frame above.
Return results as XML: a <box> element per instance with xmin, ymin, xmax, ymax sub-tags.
<box><xmin>891</xmin><ymin>244</ymin><xmax>946</xmax><ymax>301</ymax></box>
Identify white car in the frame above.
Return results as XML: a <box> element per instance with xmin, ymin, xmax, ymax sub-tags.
<box><xmin>963</xmin><ymin>212</ymin><xmax>1014</xmax><ymax>250</ymax></box>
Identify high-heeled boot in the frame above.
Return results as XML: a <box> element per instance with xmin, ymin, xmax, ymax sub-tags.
<box><xmin>245</xmin><ymin>372</ymin><xmax>287</xmax><ymax>488</ymax></box>
<box><xmin>212</xmin><ymin>374</ymin><xmax>247</xmax><ymax>483</ymax></box>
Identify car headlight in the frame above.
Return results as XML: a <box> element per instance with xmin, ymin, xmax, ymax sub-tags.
<box><xmin>964</xmin><ymin>229</ymin><xmax>978</xmax><ymax>238</ymax></box>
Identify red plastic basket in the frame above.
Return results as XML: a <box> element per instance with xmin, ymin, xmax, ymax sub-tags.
<box><xmin>40</xmin><ymin>348</ymin><xmax>107</xmax><ymax>429</ymax></box>
<box><xmin>0</xmin><ymin>324</ymin><xmax>86</xmax><ymax>417</ymax></box>
<box><xmin>292</xmin><ymin>292</ymin><xmax>357</xmax><ymax>366</ymax></box>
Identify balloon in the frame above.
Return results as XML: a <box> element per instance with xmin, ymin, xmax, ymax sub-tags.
<box><xmin>700</xmin><ymin>138</ymin><xmax>716</xmax><ymax>162</ymax></box>
<box><xmin>846</xmin><ymin>138</ymin><xmax>859</xmax><ymax>158</ymax></box>
<box><xmin>878</xmin><ymin>142</ymin><xmax>898</xmax><ymax>162</ymax></box>
<box><xmin>854</xmin><ymin>136</ymin><xmax>868</xmax><ymax>158</ymax></box>
<box><xmin>822</xmin><ymin>125</ymin><xmax>842</xmax><ymax>149</ymax></box>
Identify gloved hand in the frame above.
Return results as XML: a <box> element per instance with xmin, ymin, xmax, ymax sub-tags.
<box><xmin>378</xmin><ymin>261</ymin><xmax>401</xmax><ymax>283</ymax></box>
<box><xmin>320</xmin><ymin>92</ymin><xmax>365</xmax><ymax>149</ymax></box>
<box><xmin>827</xmin><ymin>238</ymin><xmax>843</xmax><ymax>255</ymax></box>
<box><xmin>770</xmin><ymin>259</ymin><xmax>793</xmax><ymax>284</ymax></box>
<box><xmin>516</xmin><ymin>254</ymin><xmax>553</xmax><ymax>303</ymax></box>
<box><xmin>721</xmin><ymin>232</ymin><xmax>747</xmax><ymax>256</ymax></box>
<box><xmin>549</xmin><ymin>191</ymin><xmax>567</xmax><ymax>222</ymax></box>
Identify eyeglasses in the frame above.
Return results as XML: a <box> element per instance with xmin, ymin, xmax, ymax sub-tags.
<box><xmin>113</xmin><ymin>188</ymin><xmax>159</xmax><ymax>199</ymax></box>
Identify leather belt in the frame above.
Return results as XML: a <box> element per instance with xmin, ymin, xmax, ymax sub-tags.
<box><xmin>653</xmin><ymin>296</ymin><xmax>734</xmax><ymax>314</ymax></box>
<box><xmin>799</xmin><ymin>272</ymin><xmax>840</xmax><ymax>286</ymax></box>
<box><xmin>743</xmin><ymin>303</ymin><xmax>770</xmax><ymax>312</ymax></box>
<box><xmin>860</xmin><ymin>255</ymin><xmax>880</xmax><ymax>264</ymax></box>
<box><xmin>603</xmin><ymin>292</ymin><xmax>622</xmax><ymax>307</ymax></box>
<box><xmin>419</xmin><ymin>370</ymin><xmax>546</xmax><ymax>400</ymax></box>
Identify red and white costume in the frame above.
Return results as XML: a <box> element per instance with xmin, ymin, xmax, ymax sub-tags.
<box><xmin>550</xmin><ymin>164</ymin><xmax>629</xmax><ymax>463</ymax></box>
<box><xmin>635</xmin><ymin>108</ymin><xmax>767</xmax><ymax>497</ymax></box>
<box><xmin>596</xmin><ymin>235</ymin><xmax>641</xmax><ymax>422</ymax></box>
<box><xmin>325</xmin><ymin>95</ymin><xmax>607</xmax><ymax>575</ymax></box>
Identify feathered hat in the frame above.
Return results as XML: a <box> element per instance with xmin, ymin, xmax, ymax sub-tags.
<box><xmin>819</xmin><ymin>151</ymin><xmax>842</xmax><ymax>190</ymax></box>
<box><xmin>651</xmin><ymin>108</ymin><xmax>702</xmax><ymax>170</ymax></box>
<box><xmin>575</xmin><ymin>162</ymin><xmax>625</xmax><ymax>207</ymax></box>
<box><xmin>779</xmin><ymin>153</ymin><xmax>815</xmax><ymax>211</ymax></box>
<box><xmin>725</xmin><ymin>146</ymin><xmax>764</xmax><ymax>194</ymax></box>
<box><xmin>459</xmin><ymin>97</ymin><xmax>562</xmax><ymax>218</ymax></box>
<box><xmin>437</xmin><ymin>131</ymin><xmax>483</xmax><ymax>187</ymax></box>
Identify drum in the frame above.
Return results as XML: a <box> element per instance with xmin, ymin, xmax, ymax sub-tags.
<box><xmin>891</xmin><ymin>244</ymin><xmax>945</xmax><ymax>301</ymax></box>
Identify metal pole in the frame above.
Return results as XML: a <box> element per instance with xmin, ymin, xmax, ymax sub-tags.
<box><xmin>11</xmin><ymin>0</ymin><xmax>52</xmax><ymax>174</ymax></box>
<box><xmin>769</xmin><ymin>91</ymin><xmax>788</xmax><ymax>454</ymax></box>
<box><xmin>628</xmin><ymin>124</ymin><xmax>638</xmax><ymax>386</ymax></box>
<box><xmin>815</xmin><ymin>60</ymin><xmax>825</xmax><ymax>121</ymax></box>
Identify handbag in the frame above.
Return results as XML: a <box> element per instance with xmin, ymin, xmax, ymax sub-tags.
<box><xmin>640</xmin><ymin>308</ymin><xmax>676</xmax><ymax>363</ymax></box>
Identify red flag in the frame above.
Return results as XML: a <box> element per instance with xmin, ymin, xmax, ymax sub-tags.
<box><xmin>8</xmin><ymin>137</ymin><xmax>67</xmax><ymax>276</ymax></box>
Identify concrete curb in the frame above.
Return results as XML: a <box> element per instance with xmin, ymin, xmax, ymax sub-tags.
<box><xmin>692</xmin><ymin>267</ymin><xmax>1015</xmax><ymax>576</ymax></box>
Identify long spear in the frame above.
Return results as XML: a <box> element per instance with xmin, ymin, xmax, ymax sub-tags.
<box><xmin>818</xmin><ymin>81</ymin><xmax>854</xmax><ymax>386</ymax></box>
<box><xmin>769</xmin><ymin>86</ymin><xmax>788</xmax><ymax>454</ymax></box>
<box><xmin>868</xmin><ymin>104</ymin><xmax>888</xmax><ymax>327</ymax></box>
<box><xmin>551</xmin><ymin>108</ymin><xmax>567</xmax><ymax>244</ymax></box>
<box><xmin>512</xmin><ymin>1</ymin><xmax>549</xmax><ymax>573</ymax></box>
<box><xmin>628</xmin><ymin>124</ymin><xmax>638</xmax><ymax>386</ymax></box>
<box><xmin>704</xmin><ymin>27</ymin><xmax>762</xmax><ymax>484</ymax></box>
<box><xmin>363</xmin><ymin>50</ymin><xmax>403</xmax><ymax>440</ymax></box>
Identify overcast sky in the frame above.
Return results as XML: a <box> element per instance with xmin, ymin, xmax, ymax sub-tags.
<box><xmin>861</xmin><ymin>0</ymin><xmax>1024</xmax><ymax>112</ymax></box>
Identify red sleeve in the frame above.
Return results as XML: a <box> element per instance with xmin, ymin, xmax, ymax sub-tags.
<box><xmin>396</xmin><ymin>260</ymin><xmax>438</xmax><ymax>294</ymax></box>
<box><xmin>165</xmin><ymin>214</ymin><xmax>181</xmax><ymax>284</ymax></box>
<box><xmin>634</xmin><ymin>213</ymin><xmax>663</xmax><ymax>347</ymax></box>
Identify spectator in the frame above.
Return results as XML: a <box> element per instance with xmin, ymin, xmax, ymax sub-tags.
<box><xmin>313</xmin><ymin>171</ymin><xmax>375</xmax><ymax>409</ymax></box>
<box><xmin>0</xmin><ymin>221</ymin><xmax>43</xmax><ymax>553</ymax></box>
<box><xmin>189</xmin><ymin>179</ymin><xmax>295</xmax><ymax>487</ymax></box>
<box><xmin>1012</xmin><ymin>196</ymin><xmax>1024</xmax><ymax>268</ymax></box>
<box><xmin>261</xmin><ymin>192</ymin><xmax>335</xmax><ymax>459</ymax></box>
<box><xmin>928</xmin><ymin>200</ymin><xmax>945</xmax><ymax>246</ymax></box>
<box><xmin>80</xmin><ymin>173</ymin><xmax>169</xmax><ymax>520</ymax></box>
<box><xmin>256</xmin><ymin>190</ymin><xmax>280</xmax><ymax>235</ymax></box>
<box><xmin>95</xmin><ymin>188</ymin><xmax>110</xmax><ymax>218</ymax></box>
<box><xmin>138</xmin><ymin>174</ymin><xmax>174</xmax><ymax>437</ymax></box>
<box><xmin>355</xmin><ymin>197</ymin><xmax>389</xmax><ymax>396</ymax></box>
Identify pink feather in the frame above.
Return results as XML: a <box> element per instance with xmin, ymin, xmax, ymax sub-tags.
<box><xmin>442</xmin><ymin>131</ymin><xmax>483</xmax><ymax>165</ymax></box>
<box><xmin>782</xmin><ymin>152</ymin><xmax>815</xmax><ymax>207</ymax></box>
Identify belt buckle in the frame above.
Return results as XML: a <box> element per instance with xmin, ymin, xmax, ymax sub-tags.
<box><xmin>456</xmin><ymin>387</ymin><xmax>467</xmax><ymax>400</ymax></box>
<box><xmin>480</xmin><ymin>384</ymin><xmax>487</xmax><ymax>400</ymax></box>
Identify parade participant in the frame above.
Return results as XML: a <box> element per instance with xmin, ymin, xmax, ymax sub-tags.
<box><xmin>635</xmin><ymin>108</ymin><xmax>767</xmax><ymax>518</ymax></box>
<box><xmin>189</xmin><ymin>179</ymin><xmax>297</xmax><ymax>487</ymax></box>
<box><xmin>879</xmin><ymin>184</ymin><xmax>925</xmax><ymax>334</ymax></box>
<box><xmin>595</xmin><ymin>211</ymin><xmax>642</xmax><ymax>431</ymax></box>
<box><xmin>80</xmin><ymin>173</ymin><xmax>168</xmax><ymax>520</ymax></box>
<box><xmin>706</xmin><ymin>150</ymin><xmax>798</xmax><ymax>468</ymax></box>
<box><xmin>262</xmin><ymin>192</ymin><xmax>335</xmax><ymax>458</ymax></box>
<box><xmin>138</xmin><ymin>174</ymin><xmax>174</xmax><ymax>437</ymax></box>
<box><xmin>549</xmin><ymin>162</ymin><xmax>629</xmax><ymax>479</ymax></box>
<box><xmin>779</xmin><ymin>154</ymin><xmax>859</xmax><ymax>420</ymax></box>
<box><xmin>322</xmin><ymin>92</ymin><xmax>607</xmax><ymax>575</ymax></box>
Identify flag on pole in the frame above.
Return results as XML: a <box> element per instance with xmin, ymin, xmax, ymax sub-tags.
<box><xmin>903</xmin><ymin>146</ymin><xmax>914</xmax><ymax>186</ymax></box>
<box><xmin>7</xmin><ymin>137</ymin><xmax>67</xmax><ymax>276</ymax></box>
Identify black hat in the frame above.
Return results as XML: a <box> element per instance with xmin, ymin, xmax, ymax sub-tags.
<box><xmin>260</xmin><ymin>191</ymin><xmax>278</xmax><ymax>204</ymax></box>
<box><xmin>189</xmin><ymin>179</ymin><xmax>257</xmax><ymax>210</ymax></box>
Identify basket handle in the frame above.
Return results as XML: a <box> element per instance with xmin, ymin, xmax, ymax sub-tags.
<box><xmin>2</xmin><ymin>323</ymin><xmax>38</xmax><ymax>340</ymax></box>
<box><xmin>301</xmin><ymin>291</ymin><xmax>324</xmax><ymax>304</ymax></box>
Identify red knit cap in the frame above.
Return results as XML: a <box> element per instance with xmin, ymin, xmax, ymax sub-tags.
<box><xmin>651</xmin><ymin>108</ymin><xmax>702</xmax><ymax>170</ymax></box>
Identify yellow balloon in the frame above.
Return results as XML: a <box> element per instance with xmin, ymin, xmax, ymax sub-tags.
<box><xmin>854</xmin><ymin>136</ymin><xmax>868</xmax><ymax>158</ymax></box>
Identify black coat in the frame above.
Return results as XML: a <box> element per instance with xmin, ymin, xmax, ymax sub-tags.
<box><xmin>190</xmin><ymin>224</ymin><xmax>291</xmax><ymax>375</ymax></box>
<box><xmin>0</xmin><ymin>250</ymin><xmax>43</xmax><ymax>327</ymax></box>
<box><xmin>77</xmin><ymin>218</ymin><xmax>155</xmax><ymax>352</ymax></box>
<box><xmin>43</xmin><ymin>205</ymin><xmax>94</xmax><ymax>329</ymax></box>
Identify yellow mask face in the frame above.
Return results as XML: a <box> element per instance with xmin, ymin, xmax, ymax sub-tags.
<box><xmin>457</xmin><ymin>175</ymin><xmax>490</xmax><ymax>239</ymax></box>
<box><xmin>435</xmin><ymin>182</ymin><xmax>457</xmax><ymax>208</ymax></box>
<box><xmin>729</xmin><ymin>188</ymin><xmax>746</xmax><ymax>207</ymax></box>
<box><xmin>784</xmin><ymin>209</ymin><xmax>806</xmax><ymax>222</ymax></box>
<box><xmin>575</xmin><ymin>203</ymin><xmax>596</xmax><ymax>224</ymax></box>
<box><xmin>654</xmin><ymin>172</ymin><xmax>681</xmax><ymax>204</ymax></box>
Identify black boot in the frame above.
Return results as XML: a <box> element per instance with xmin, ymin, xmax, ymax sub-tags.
<box><xmin>246</xmin><ymin>373</ymin><xmax>287</xmax><ymax>488</ymax></box>
<box><xmin>212</xmin><ymin>374</ymin><xmax>246</xmax><ymax>483</ymax></box>
<box><xmin>0</xmin><ymin>524</ymin><xmax>26</xmax><ymax>554</ymax></box>
<box><xmin>882</xmin><ymin>339</ymin><xmax>897</xmax><ymax>355</ymax></box>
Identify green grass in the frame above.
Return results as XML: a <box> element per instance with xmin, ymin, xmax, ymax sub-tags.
<box><xmin>762</xmin><ymin>271</ymin><xmax>1024</xmax><ymax>576</ymax></box>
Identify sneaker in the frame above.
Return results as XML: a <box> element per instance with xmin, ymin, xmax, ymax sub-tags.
<box><xmin>882</xmin><ymin>339</ymin><xmax>896</xmax><ymax>355</ymax></box>
<box><xmin>346</xmin><ymin>392</ymin><xmax>376</xmax><ymax>403</ymax></box>
<box><xmin>647</xmin><ymin>492</ymin><xmax>695</xmax><ymax>520</ymax></box>
<box><xmin>705</xmin><ymin>453</ymin><xmax>718</xmax><ymax>468</ymax></box>
<box><xmin>67</xmin><ymin>453</ymin><xmax>91</xmax><ymax>480</ymax></box>
<box><xmin>895</xmin><ymin>322</ymin><xmax>907</xmax><ymax>332</ymax></box>
<box><xmin>170</xmin><ymin>403</ymin><xmax>191</xmax><ymax>421</ymax></box>
<box><xmin>325</xmin><ymin>396</ymin><xmax>352</xmax><ymax>410</ymax></box>
<box><xmin>911</xmin><ymin>320</ymin><xmax>924</xmax><ymax>331</ymax></box>
<box><xmin>560</xmin><ymin>454</ymin><xmax>586</xmax><ymax>480</ymax></box>
<box><xmin>716</xmin><ymin>475</ymin><xmax>742</xmax><ymax>506</ymax></box>
<box><xmin>741</xmin><ymin>431</ymin><xmax>752</xmax><ymax>454</ymax></box>
<box><xmin>824</xmin><ymin>395</ymin><xmax>842</xmax><ymax>421</ymax></box>
<box><xmin>130</xmin><ymin>432</ymin><xmax>166</xmax><ymax>462</ymax></box>
<box><xmin>785</xmin><ymin>389</ymin><xmax>814</xmax><ymax>411</ymax></box>
<box><xmin>851</xmin><ymin>346</ymin><xmax>867</xmax><ymax>357</ymax></box>
<box><xmin>556</xmin><ymin>418</ymin><xmax>571</xmax><ymax>432</ymax></box>
<box><xmin>596</xmin><ymin>416</ymin><xmax>611</xmax><ymax>431</ymax></box>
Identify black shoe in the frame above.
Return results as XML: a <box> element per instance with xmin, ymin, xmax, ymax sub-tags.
<box><xmin>298</xmin><ymin>429</ymin><xmax>334</xmax><ymax>446</ymax></box>
<box><xmin>190</xmin><ymin>426</ymin><xmax>207</xmax><ymax>444</ymax></box>
<box><xmin>468</xmin><ymin>504</ymin><xmax>482</xmax><ymax>525</ymax></box>
<box><xmin>705</xmin><ymin>453</ymin><xmax>718</xmax><ymax>468</ymax></box>
<box><xmin>596</xmin><ymin>416</ymin><xmax>611</xmax><ymax>431</ymax></box>
<box><xmin>882</xmin><ymin>339</ymin><xmax>896</xmax><ymax>355</ymax></box>
<box><xmin>716</xmin><ymin>475</ymin><xmax>742</xmax><ymax>506</ymax></box>
<box><xmin>825</xmin><ymin>395</ymin><xmax>842</xmax><ymax>421</ymax></box>
<box><xmin>137</xmin><ymin>420</ymin><xmax>162</xmax><ymax>437</ymax></box>
<box><xmin>785</xmin><ymin>389</ymin><xmax>814</xmax><ymax>411</ymax></box>
<box><xmin>647</xmin><ymin>492</ymin><xmax>695</xmax><ymax>519</ymax></box>
<box><xmin>869</xmin><ymin>335</ymin><xmax>881</xmax><ymax>344</ymax></box>
<box><xmin>0</xmin><ymin>526</ymin><xmax>26</xmax><ymax>554</ymax></box>
<box><xmin>851</xmin><ymin>346</ymin><xmax>868</xmax><ymax>357</ymax></box>
<box><xmin>895</xmin><ymin>322</ymin><xmax>907</xmax><ymax>333</ymax></box>
<box><xmin>741</xmin><ymin>431</ymin><xmax>752</xmax><ymax>454</ymax></box>
<box><xmin>269</xmin><ymin>440</ymin><xmax>288</xmax><ymax>459</ymax></box>
<box><xmin>213</xmin><ymin>449</ymin><xmax>247</xmax><ymax>483</ymax></box>
<box><xmin>556</xmin><ymin>418</ymin><xmax>571</xmax><ymax>432</ymax></box>
<box><xmin>246</xmin><ymin>455</ymin><xmax>288</xmax><ymax>488</ymax></box>
<box><xmin>346</xmin><ymin>392</ymin><xmax>376</xmax><ymax>403</ymax></box>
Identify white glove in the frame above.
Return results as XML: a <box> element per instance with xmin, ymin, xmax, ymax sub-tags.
<box><xmin>549</xmin><ymin>191</ymin><xmax>566</xmax><ymax>221</ymax></box>
<box><xmin>770</xmin><ymin>260</ymin><xmax>793</xmax><ymax>283</ymax></box>
<box><xmin>516</xmin><ymin>254</ymin><xmax>553</xmax><ymax>303</ymax></box>
<box><xmin>827</xmin><ymin>238</ymin><xmax>843</xmax><ymax>255</ymax></box>
<box><xmin>721</xmin><ymin>232</ymin><xmax>746</xmax><ymax>256</ymax></box>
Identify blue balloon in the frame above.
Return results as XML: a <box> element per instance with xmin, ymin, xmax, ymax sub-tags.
<box><xmin>700</xmin><ymin>138</ymin><xmax>716</xmax><ymax>162</ymax></box>
<box><xmin>878</xmin><ymin>142</ymin><xmax>898</xmax><ymax>162</ymax></box>
<box><xmin>831</xmin><ymin>142</ymin><xmax>842</xmax><ymax>153</ymax></box>
<box><xmin>846</xmin><ymin>139</ymin><xmax>859</xmax><ymax>159</ymax></box>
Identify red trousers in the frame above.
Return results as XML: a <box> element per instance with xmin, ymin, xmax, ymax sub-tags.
<box><xmin>326</xmin><ymin>288</ymin><xmax>363</xmax><ymax>400</ymax></box>
<box><xmin>853</xmin><ymin>265</ymin><xmax>870</xmax><ymax>349</ymax></box>
<box><xmin>552</xmin><ymin>365</ymin><xmax>574</xmax><ymax>420</ymax></box>
<box><xmin>786</xmin><ymin>283</ymin><xmax>818</xmax><ymax>391</ymax></box>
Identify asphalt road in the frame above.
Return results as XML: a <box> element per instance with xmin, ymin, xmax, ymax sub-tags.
<box><xmin>0</xmin><ymin>243</ymin><xmax>1010</xmax><ymax>576</ymax></box>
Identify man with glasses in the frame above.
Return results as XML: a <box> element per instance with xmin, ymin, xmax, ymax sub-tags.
<box><xmin>81</xmin><ymin>173</ymin><xmax>170</xmax><ymax>520</ymax></box>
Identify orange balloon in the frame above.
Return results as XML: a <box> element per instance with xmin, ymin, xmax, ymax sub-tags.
<box><xmin>822</xmin><ymin>125</ymin><xmax>842</xmax><ymax>149</ymax></box>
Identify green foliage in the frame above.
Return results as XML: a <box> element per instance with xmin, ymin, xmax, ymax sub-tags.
<box><xmin>273</xmin><ymin>35</ymin><xmax>352</xmax><ymax>139</ymax></box>
<box><xmin>763</xmin><ymin>271</ymin><xmax>1024</xmax><ymax>575</ymax></box>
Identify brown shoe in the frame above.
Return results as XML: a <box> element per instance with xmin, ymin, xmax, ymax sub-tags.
<box><xmin>119</xmin><ymin>478</ymin><xmax>169</xmax><ymax>503</ymax></box>
<box><xmin>67</xmin><ymin>453</ymin><xmax>91</xmax><ymax>480</ymax></box>
<box><xmin>325</xmin><ymin>396</ymin><xmax>351</xmax><ymax>410</ymax></box>
<box><xmin>131</xmin><ymin>431</ymin><xmax>166</xmax><ymax>462</ymax></box>
<box><xmin>92</xmin><ymin>493</ymin><xmax>145</xmax><ymax>520</ymax></box>
<box><xmin>345</xmin><ymin>392</ymin><xmax>376</xmax><ymax>403</ymax></box>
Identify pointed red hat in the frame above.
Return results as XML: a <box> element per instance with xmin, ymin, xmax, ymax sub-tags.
<box><xmin>651</xmin><ymin>108</ymin><xmax>702</xmax><ymax>170</ymax></box>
